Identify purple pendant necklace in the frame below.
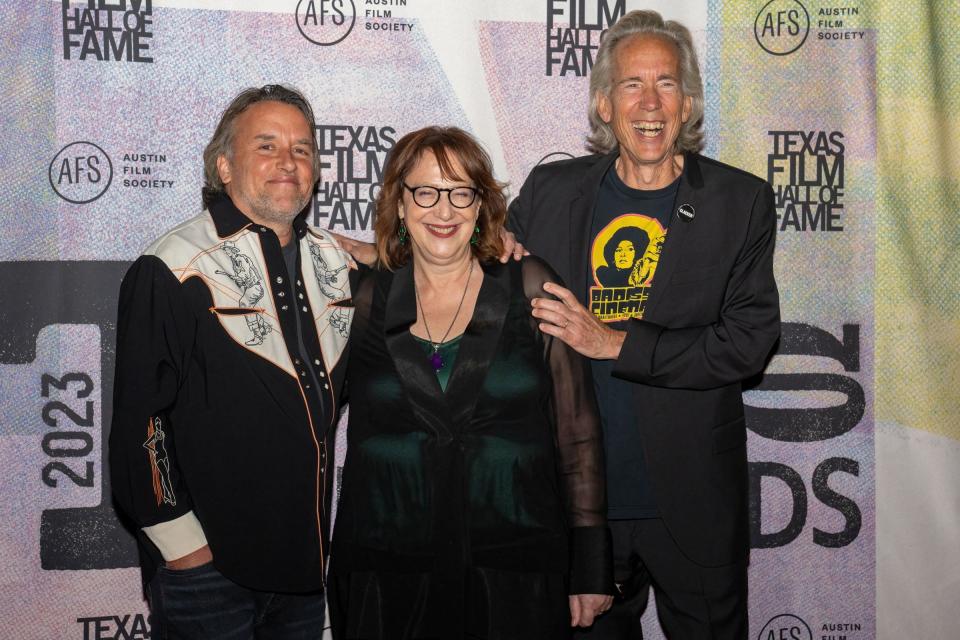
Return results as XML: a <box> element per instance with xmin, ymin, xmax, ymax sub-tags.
<box><xmin>414</xmin><ymin>260</ymin><xmax>474</xmax><ymax>373</ymax></box>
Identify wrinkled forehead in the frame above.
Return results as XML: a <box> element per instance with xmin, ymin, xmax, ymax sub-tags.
<box><xmin>612</xmin><ymin>33</ymin><xmax>683</xmax><ymax>78</ymax></box>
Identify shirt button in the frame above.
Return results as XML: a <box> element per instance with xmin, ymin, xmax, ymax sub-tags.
<box><xmin>298</xmin><ymin>293</ymin><xmax>304</xmax><ymax>299</ymax></box>
<box><xmin>296</xmin><ymin>280</ymin><xmax>302</xmax><ymax>286</ymax></box>
<box><xmin>318</xmin><ymin>371</ymin><xmax>326</xmax><ymax>378</ymax></box>
<box><xmin>302</xmin><ymin>306</ymin><xmax>308</xmax><ymax>312</ymax></box>
<box><xmin>295</xmin><ymin>359</ymin><xmax>301</xmax><ymax>364</ymax></box>
<box><xmin>313</xmin><ymin>359</ymin><xmax>321</xmax><ymax>366</ymax></box>
<box><xmin>305</xmin><ymin>384</ymin><xmax>311</xmax><ymax>389</ymax></box>
<box><xmin>281</xmin><ymin>305</ymin><xmax>288</xmax><ymax>311</ymax></box>
<box><xmin>323</xmin><ymin>383</ymin><xmax>329</xmax><ymax>390</ymax></box>
<box><xmin>260</xmin><ymin>226</ymin><xmax>268</xmax><ymax>232</ymax></box>
<box><xmin>278</xmin><ymin>291</ymin><xmax>285</xmax><ymax>297</ymax></box>
<box><xmin>276</xmin><ymin>276</ymin><xmax>284</xmax><ymax>284</ymax></box>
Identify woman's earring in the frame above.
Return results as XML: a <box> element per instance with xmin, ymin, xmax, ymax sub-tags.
<box><xmin>398</xmin><ymin>220</ymin><xmax>408</xmax><ymax>245</ymax></box>
<box><xmin>470</xmin><ymin>223</ymin><xmax>480</xmax><ymax>246</ymax></box>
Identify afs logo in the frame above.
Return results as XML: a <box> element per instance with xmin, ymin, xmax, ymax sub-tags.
<box><xmin>755</xmin><ymin>0</ymin><xmax>810</xmax><ymax>56</ymax></box>
<box><xmin>49</xmin><ymin>141</ymin><xmax>113</xmax><ymax>204</ymax></box>
<box><xmin>758</xmin><ymin>614</ymin><xmax>813</xmax><ymax>640</ymax></box>
<box><xmin>296</xmin><ymin>0</ymin><xmax>356</xmax><ymax>46</ymax></box>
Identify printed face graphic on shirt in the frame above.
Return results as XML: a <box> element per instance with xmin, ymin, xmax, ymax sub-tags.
<box><xmin>613</xmin><ymin>240</ymin><xmax>636</xmax><ymax>269</ymax></box>
<box><xmin>590</xmin><ymin>213</ymin><xmax>667</xmax><ymax>322</ymax></box>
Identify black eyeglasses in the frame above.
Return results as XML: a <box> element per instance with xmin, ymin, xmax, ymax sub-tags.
<box><xmin>402</xmin><ymin>183</ymin><xmax>479</xmax><ymax>209</ymax></box>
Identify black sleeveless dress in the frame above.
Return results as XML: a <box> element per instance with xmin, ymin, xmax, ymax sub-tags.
<box><xmin>329</xmin><ymin>257</ymin><xmax>612</xmax><ymax>640</ymax></box>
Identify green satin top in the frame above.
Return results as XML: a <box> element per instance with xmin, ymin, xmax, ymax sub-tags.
<box><xmin>413</xmin><ymin>334</ymin><xmax>463</xmax><ymax>392</ymax></box>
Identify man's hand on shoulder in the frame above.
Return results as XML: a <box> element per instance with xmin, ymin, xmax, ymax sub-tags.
<box><xmin>328</xmin><ymin>232</ymin><xmax>377</xmax><ymax>267</ymax></box>
<box><xmin>498</xmin><ymin>229</ymin><xmax>529</xmax><ymax>263</ymax></box>
<box><xmin>165</xmin><ymin>544</ymin><xmax>213</xmax><ymax>571</ymax></box>
<box><xmin>532</xmin><ymin>282</ymin><xmax>626</xmax><ymax>360</ymax></box>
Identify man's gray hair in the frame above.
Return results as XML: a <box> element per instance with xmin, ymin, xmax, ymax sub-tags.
<box><xmin>587</xmin><ymin>10</ymin><xmax>705</xmax><ymax>155</ymax></box>
<box><xmin>202</xmin><ymin>84</ymin><xmax>320</xmax><ymax>208</ymax></box>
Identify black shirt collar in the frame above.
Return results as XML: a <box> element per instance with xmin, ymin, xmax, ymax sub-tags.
<box><xmin>209</xmin><ymin>194</ymin><xmax>310</xmax><ymax>241</ymax></box>
<box><xmin>584</xmin><ymin>149</ymin><xmax>705</xmax><ymax>194</ymax></box>
<box><xmin>605</xmin><ymin>161</ymin><xmax>681</xmax><ymax>199</ymax></box>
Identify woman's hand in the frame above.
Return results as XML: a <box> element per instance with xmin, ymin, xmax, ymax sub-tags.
<box><xmin>569</xmin><ymin>593</ymin><xmax>614</xmax><ymax>627</ymax></box>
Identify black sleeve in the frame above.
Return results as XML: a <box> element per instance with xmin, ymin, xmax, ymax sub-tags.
<box><xmin>506</xmin><ymin>166</ymin><xmax>538</xmax><ymax>243</ymax></box>
<box><xmin>521</xmin><ymin>257</ymin><xmax>614</xmax><ymax>596</ymax></box>
<box><xmin>339</xmin><ymin>263</ymin><xmax>374</xmax><ymax>407</ymax></box>
<box><xmin>347</xmin><ymin>261</ymin><xmax>372</xmax><ymax>291</ymax></box>
<box><xmin>347</xmin><ymin>265</ymin><xmax>376</xmax><ymax>347</ymax></box>
<box><xmin>613</xmin><ymin>182</ymin><xmax>781</xmax><ymax>389</ymax></box>
<box><xmin>109</xmin><ymin>255</ymin><xmax>197</xmax><ymax>529</ymax></box>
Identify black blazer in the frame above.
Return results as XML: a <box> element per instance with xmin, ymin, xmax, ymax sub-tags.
<box><xmin>507</xmin><ymin>151</ymin><xmax>780</xmax><ymax>567</ymax></box>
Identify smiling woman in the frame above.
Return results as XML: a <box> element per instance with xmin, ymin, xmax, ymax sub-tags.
<box><xmin>373</xmin><ymin>126</ymin><xmax>505</xmax><ymax>271</ymax></box>
<box><xmin>328</xmin><ymin>127</ymin><xmax>615</xmax><ymax>639</ymax></box>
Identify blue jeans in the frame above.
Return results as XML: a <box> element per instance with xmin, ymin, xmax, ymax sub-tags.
<box><xmin>148</xmin><ymin>562</ymin><xmax>326</xmax><ymax>640</ymax></box>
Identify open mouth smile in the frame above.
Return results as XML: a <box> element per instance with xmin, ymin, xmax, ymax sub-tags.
<box><xmin>633</xmin><ymin>122</ymin><xmax>665</xmax><ymax>138</ymax></box>
<box><xmin>425</xmin><ymin>223</ymin><xmax>460</xmax><ymax>238</ymax></box>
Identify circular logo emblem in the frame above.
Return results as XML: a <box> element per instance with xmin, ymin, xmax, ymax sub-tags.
<box><xmin>758</xmin><ymin>614</ymin><xmax>813</xmax><ymax>640</ymax></box>
<box><xmin>754</xmin><ymin>0</ymin><xmax>810</xmax><ymax>56</ymax></box>
<box><xmin>48</xmin><ymin>141</ymin><xmax>113</xmax><ymax>204</ymax></box>
<box><xmin>536</xmin><ymin>151</ymin><xmax>575</xmax><ymax>166</ymax></box>
<box><xmin>296</xmin><ymin>0</ymin><xmax>356</xmax><ymax>46</ymax></box>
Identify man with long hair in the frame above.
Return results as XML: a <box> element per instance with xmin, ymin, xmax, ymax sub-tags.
<box><xmin>513</xmin><ymin>10</ymin><xmax>780</xmax><ymax>639</ymax></box>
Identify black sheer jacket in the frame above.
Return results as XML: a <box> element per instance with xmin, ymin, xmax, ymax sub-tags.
<box><xmin>329</xmin><ymin>257</ymin><xmax>613</xmax><ymax>639</ymax></box>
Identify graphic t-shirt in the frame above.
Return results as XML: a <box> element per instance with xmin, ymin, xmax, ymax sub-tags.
<box><xmin>589</xmin><ymin>165</ymin><xmax>678</xmax><ymax>519</ymax></box>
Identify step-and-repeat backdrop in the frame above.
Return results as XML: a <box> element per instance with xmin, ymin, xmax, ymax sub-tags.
<box><xmin>1</xmin><ymin>1</ymin><xmax>957</xmax><ymax>638</ymax></box>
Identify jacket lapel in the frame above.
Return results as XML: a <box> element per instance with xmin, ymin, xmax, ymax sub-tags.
<box><xmin>381</xmin><ymin>264</ymin><xmax>452</xmax><ymax>439</ymax></box>
<box><xmin>381</xmin><ymin>261</ymin><xmax>511</xmax><ymax>439</ymax></box>
<box><xmin>568</xmin><ymin>151</ymin><xmax>619</xmax><ymax>306</ymax></box>
<box><xmin>444</xmin><ymin>261</ymin><xmax>510</xmax><ymax>432</ymax></box>
<box><xmin>642</xmin><ymin>152</ymin><xmax>705</xmax><ymax>322</ymax></box>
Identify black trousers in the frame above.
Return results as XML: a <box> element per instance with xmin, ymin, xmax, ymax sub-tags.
<box><xmin>574</xmin><ymin>519</ymin><xmax>747</xmax><ymax>640</ymax></box>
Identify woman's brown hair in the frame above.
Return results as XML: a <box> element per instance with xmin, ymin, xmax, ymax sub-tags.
<box><xmin>375</xmin><ymin>126</ymin><xmax>507</xmax><ymax>270</ymax></box>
